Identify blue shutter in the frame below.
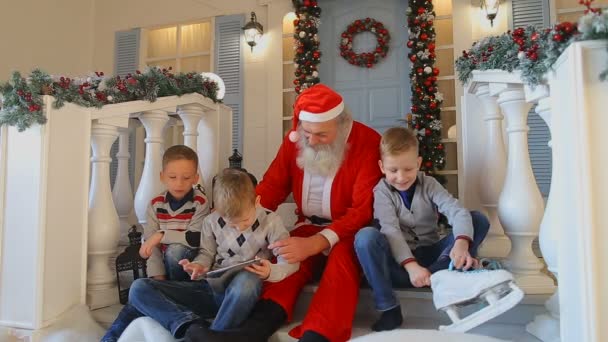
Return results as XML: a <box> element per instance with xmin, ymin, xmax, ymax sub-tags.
<box><xmin>510</xmin><ymin>0</ymin><xmax>550</xmax><ymax>29</ymax></box>
<box><xmin>112</xmin><ymin>29</ymin><xmax>141</xmax><ymax>188</ymax></box>
<box><xmin>114</xmin><ymin>29</ymin><xmax>141</xmax><ymax>77</ymax></box>
<box><xmin>215</xmin><ymin>15</ymin><xmax>244</xmax><ymax>153</ymax></box>
<box><xmin>510</xmin><ymin>1</ymin><xmax>552</xmax><ymax>197</ymax></box>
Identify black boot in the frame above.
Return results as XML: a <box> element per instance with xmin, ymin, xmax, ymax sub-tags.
<box><xmin>299</xmin><ymin>330</ymin><xmax>330</xmax><ymax>342</ymax></box>
<box><xmin>184</xmin><ymin>299</ymin><xmax>287</xmax><ymax>342</ymax></box>
<box><xmin>371</xmin><ymin>305</ymin><xmax>403</xmax><ymax>331</ymax></box>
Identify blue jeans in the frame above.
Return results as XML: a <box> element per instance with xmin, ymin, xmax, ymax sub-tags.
<box><xmin>100</xmin><ymin>270</ymin><xmax>262</xmax><ymax>342</ymax></box>
<box><xmin>163</xmin><ymin>244</ymin><xmax>199</xmax><ymax>281</ymax></box>
<box><xmin>354</xmin><ymin>211</ymin><xmax>490</xmax><ymax>312</ymax></box>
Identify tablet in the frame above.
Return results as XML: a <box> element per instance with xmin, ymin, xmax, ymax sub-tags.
<box><xmin>205</xmin><ymin>258</ymin><xmax>262</xmax><ymax>278</ymax></box>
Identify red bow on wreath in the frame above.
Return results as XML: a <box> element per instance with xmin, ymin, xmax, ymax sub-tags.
<box><xmin>339</xmin><ymin>18</ymin><xmax>391</xmax><ymax>68</ymax></box>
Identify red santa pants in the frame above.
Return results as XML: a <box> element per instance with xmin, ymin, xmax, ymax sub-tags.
<box><xmin>261</xmin><ymin>224</ymin><xmax>361</xmax><ymax>342</ymax></box>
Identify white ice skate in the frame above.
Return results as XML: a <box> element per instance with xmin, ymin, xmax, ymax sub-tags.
<box><xmin>430</xmin><ymin>261</ymin><xmax>524</xmax><ymax>333</ymax></box>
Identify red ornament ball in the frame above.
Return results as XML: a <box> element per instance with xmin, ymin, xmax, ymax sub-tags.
<box><xmin>410</xmin><ymin>55</ymin><xmax>417</xmax><ymax>62</ymax></box>
<box><xmin>420</xmin><ymin>33</ymin><xmax>428</xmax><ymax>41</ymax></box>
<box><xmin>437</xmin><ymin>144</ymin><xmax>444</xmax><ymax>150</ymax></box>
<box><xmin>425</xmin><ymin>128</ymin><xmax>432</xmax><ymax>136</ymax></box>
<box><xmin>429</xmin><ymin>102</ymin><xmax>437</xmax><ymax>109</ymax></box>
<box><xmin>407</xmin><ymin>40</ymin><xmax>414</xmax><ymax>48</ymax></box>
<box><xmin>425</xmin><ymin>161</ymin><xmax>434</xmax><ymax>169</ymax></box>
<box><xmin>313</xmin><ymin>51</ymin><xmax>320</xmax><ymax>58</ymax></box>
<box><xmin>433</xmin><ymin>68</ymin><xmax>440</xmax><ymax>76</ymax></box>
<box><xmin>417</xmin><ymin>7</ymin><xmax>425</xmax><ymax>14</ymax></box>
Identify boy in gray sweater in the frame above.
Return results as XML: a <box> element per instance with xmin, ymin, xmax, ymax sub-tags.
<box><xmin>354</xmin><ymin>127</ymin><xmax>490</xmax><ymax>331</ymax></box>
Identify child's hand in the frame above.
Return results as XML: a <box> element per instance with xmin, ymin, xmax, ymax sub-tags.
<box><xmin>151</xmin><ymin>275</ymin><xmax>167</xmax><ymax>281</ymax></box>
<box><xmin>178</xmin><ymin>259</ymin><xmax>208</xmax><ymax>280</ymax></box>
<box><xmin>245</xmin><ymin>259</ymin><xmax>271</xmax><ymax>280</ymax></box>
<box><xmin>404</xmin><ymin>262</ymin><xmax>431</xmax><ymax>288</ymax></box>
<box><xmin>449</xmin><ymin>239</ymin><xmax>478</xmax><ymax>270</ymax></box>
<box><xmin>139</xmin><ymin>231</ymin><xmax>164</xmax><ymax>259</ymax></box>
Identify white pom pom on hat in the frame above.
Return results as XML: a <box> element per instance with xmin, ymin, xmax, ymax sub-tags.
<box><xmin>288</xmin><ymin>84</ymin><xmax>345</xmax><ymax>143</ymax></box>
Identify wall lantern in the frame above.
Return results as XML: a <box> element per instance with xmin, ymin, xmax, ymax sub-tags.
<box><xmin>480</xmin><ymin>0</ymin><xmax>501</xmax><ymax>27</ymax></box>
<box><xmin>242</xmin><ymin>12</ymin><xmax>264</xmax><ymax>51</ymax></box>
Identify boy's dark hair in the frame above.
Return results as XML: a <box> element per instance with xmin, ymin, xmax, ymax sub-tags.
<box><xmin>380</xmin><ymin>127</ymin><xmax>419</xmax><ymax>158</ymax></box>
<box><xmin>213</xmin><ymin>168</ymin><xmax>257</xmax><ymax>219</ymax></box>
<box><xmin>162</xmin><ymin>145</ymin><xmax>199</xmax><ymax>170</ymax></box>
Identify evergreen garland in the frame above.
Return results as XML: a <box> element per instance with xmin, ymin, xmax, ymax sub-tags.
<box><xmin>0</xmin><ymin>67</ymin><xmax>220</xmax><ymax>132</ymax></box>
<box><xmin>407</xmin><ymin>0</ymin><xmax>445</xmax><ymax>173</ymax></box>
<box><xmin>456</xmin><ymin>0</ymin><xmax>608</xmax><ymax>87</ymax></box>
<box><xmin>292</xmin><ymin>0</ymin><xmax>321</xmax><ymax>94</ymax></box>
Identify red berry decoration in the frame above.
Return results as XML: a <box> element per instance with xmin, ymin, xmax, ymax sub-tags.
<box><xmin>339</xmin><ymin>18</ymin><xmax>391</xmax><ymax>68</ymax></box>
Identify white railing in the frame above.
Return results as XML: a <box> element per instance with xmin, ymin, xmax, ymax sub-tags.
<box><xmin>461</xmin><ymin>41</ymin><xmax>608</xmax><ymax>342</ymax></box>
<box><xmin>0</xmin><ymin>93</ymin><xmax>233</xmax><ymax>334</ymax></box>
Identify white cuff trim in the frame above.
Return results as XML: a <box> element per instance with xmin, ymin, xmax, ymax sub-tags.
<box><xmin>318</xmin><ymin>228</ymin><xmax>340</xmax><ymax>255</ymax></box>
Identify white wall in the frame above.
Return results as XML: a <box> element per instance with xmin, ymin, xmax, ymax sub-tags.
<box><xmin>0</xmin><ymin>0</ymin><xmax>95</xmax><ymax>80</ymax></box>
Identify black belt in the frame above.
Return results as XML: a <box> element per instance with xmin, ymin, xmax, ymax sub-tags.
<box><xmin>307</xmin><ymin>215</ymin><xmax>332</xmax><ymax>226</ymax></box>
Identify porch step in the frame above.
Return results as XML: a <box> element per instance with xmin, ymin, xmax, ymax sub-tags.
<box><xmin>92</xmin><ymin>285</ymin><xmax>550</xmax><ymax>341</ymax></box>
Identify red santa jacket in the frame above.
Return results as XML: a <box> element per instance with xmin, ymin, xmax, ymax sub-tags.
<box><xmin>257</xmin><ymin>121</ymin><xmax>382</xmax><ymax>241</ymax></box>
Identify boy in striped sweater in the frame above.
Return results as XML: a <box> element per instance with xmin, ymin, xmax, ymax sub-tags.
<box><xmin>138</xmin><ymin>145</ymin><xmax>210</xmax><ymax>281</ymax></box>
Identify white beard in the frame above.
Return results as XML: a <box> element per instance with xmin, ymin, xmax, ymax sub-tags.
<box><xmin>296</xmin><ymin>123</ymin><xmax>350</xmax><ymax>177</ymax></box>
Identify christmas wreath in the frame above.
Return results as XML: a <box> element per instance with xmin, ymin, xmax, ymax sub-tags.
<box><xmin>339</xmin><ymin>18</ymin><xmax>391</xmax><ymax>68</ymax></box>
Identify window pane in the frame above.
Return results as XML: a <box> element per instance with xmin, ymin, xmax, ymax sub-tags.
<box><xmin>434</xmin><ymin>0</ymin><xmax>452</xmax><ymax>16</ymax></box>
<box><xmin>147</xmin><ymin>27</ymin><xmax>177</xmax><ymax>58</ymax></box>
<box><xmin>283</xmin><ymin>63</ymin><xmax>295</xmax><ymax>89</ymax></box>
<box><xmin>437</xmin><ymin>79</ymin><xmax>455</xmax><ymax>107</ymax></box>
<box><xmin>283</xmin><ymin>37</ymin><xmax>295</xmax><ymax>61</ymax></box>
<box><xmin>436</xmin><ymin>48</ymin><xmax>454</xmax><ymax>76</ymax></box>
<box><xmin>147</xmin><ymin>59</ymin><xmax>177</xmax><ymax>70</ymax></box>
<box><xmin>181</xmin><ymin>22</ymin><xmax>211</xmax><ymax>55</ymax></box>
<box><xmin>434</xmin><ymin>19</ymin><xmax>453</xmax><ymax>46</ymax></box>
<box><xmin>283</xmin><ymin>91</ymin><xmax>296</xmax><ymax>117</ymax></box>
<box><xmin>557</xmin><ymin>11</ymin><xmax>583</xmax><ymax>23</ymax></box>
<box><xmin>180</xmin><ymin>56</ymin><xmax>211</xmax><ymax>73</ymax></box>
<box><xmin>283</xmin><ymin>12</ymin><xmax>297</xmax><ymax>34</ymax></box>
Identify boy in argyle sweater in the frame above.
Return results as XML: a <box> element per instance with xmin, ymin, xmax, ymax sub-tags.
<box><xmin>138</xmin><ymin>145</ymin><xmax>210</xmax><ymax>281</ymax></box>
<box><xmin>101</xmin><ymin>168</ymin><xmax>298</xmax><ymax>342</ymax></box>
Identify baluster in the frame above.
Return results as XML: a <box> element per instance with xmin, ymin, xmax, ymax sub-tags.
<box><xmin>87</xmin><ymin>122</ymin><xmax>120</xmax><ymax>308</ymax></box>
<box><xmin>496</xmin><ymin>86</ymin><xmax>554</xmax><ymax>293</ymax></box>
<box><xmin>133</xmin><ymin>110</ymin><xmax>169</xmax><ymax>225</ymax></box>
<box><xmin>475</xmin><ymin>85</ymin><xmax>510</xmax><ymax>258</ymax></box>
<box><xmin>112</xmin><ymin>127</ymin><xmax>134</xmax><ymax>245</ymax></box>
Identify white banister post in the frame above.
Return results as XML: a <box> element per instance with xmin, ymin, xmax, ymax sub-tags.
<box><xmin>112</xmin><ymin>127</ymin><xmax>134</xmax><ymax>246</ymax></box>
<box><xmin>178</xmin><ymin>104</ymin><xmax>205</xmax><ymax>189</ymax></box>
<box><xmin>87</xmin><ymin>122</ymin><xmax>120</xmax><ymax>309</ymax></box>
<box><xmin>475</xmin><ymin>84</ymin><xmax>510</xmax><ymax>258</ymax></box>
<box><xmin>178</xmin><ymin>104</ymin><xmax>204</xmax><ymax>151</ymax></box>
<box><xmin>495</xmin><ymin>86</ymin><xmax>554</xmax><ymax>294</ymax></box>
<box><xmin>134</xmin><ymin>110</ymin><xmax>169</xmax><ymax>225</ymax></box>
<box><xmin>526</xmin><ymin>92</ymin><xmax>561</xmax><ymax>341</ymax></box>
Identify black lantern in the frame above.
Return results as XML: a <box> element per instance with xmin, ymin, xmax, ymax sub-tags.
<box><xmin>115</xmin><ymin>226</ymin><xmax>147</xmax><ymax>304</ymax></box>
<box><xmin>229</xmin><ymin>149</ymin><xmax>243</xmax><ymax>169</ymax></box>
<box><xmin>242</xmin><ymin>12</ymin><xmax>263</xmax><ymax>51</ymax></box>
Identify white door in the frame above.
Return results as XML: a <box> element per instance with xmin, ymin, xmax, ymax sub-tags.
<box><xmin>318</xmin><ymin>0</ymin><xmax>409</xmax><ymax>132</ymax></box>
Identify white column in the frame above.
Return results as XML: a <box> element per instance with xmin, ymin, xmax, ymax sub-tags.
<box><xmin>496</xmin><ymin>87</ymin><xmax>554</xmax><ymax>294</ymax></box>
<box><xmin>112</xmin><ymin>127</ymin><xmax>134</xmax><ymax>246</ymax></box>
<box><xmin>134</xmin><ymin>110</ymin><xmax>169</xmax><ymax>225</ymax></box>
<box><xmin>87</xmin><ymin>122</ymin><xmax>120</xmax><ymax>309</ymax></box>
<box><xmin>475</xmin><ymin>85</ymin><xmax>510</xmax><ymax>258</ymax></box>
<box><xmin>178</xmin><ymin>104</ymin><xmax>204</xmax><ymax>151</ymax></box>
<box><xmin>526</xmin><ymin>95</ymin><xmax>561</xmax><ymax>340</ymax></box>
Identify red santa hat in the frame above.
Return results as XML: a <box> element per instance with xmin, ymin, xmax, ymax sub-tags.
<box><xmin>288</xmin><ymin>84</ymin><xmax>345</xmax><ymax>143</ymax></box>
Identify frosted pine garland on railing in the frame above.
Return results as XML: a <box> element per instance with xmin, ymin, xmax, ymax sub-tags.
<box><xmin>0</xmin><ymin>67</ymin><xmax>220</xmax><ymax>131</ymax></box>
<box><xmin>456</xmin><ymin>0</ymin><xmax>608</xmax><ymax>87</ymax></box>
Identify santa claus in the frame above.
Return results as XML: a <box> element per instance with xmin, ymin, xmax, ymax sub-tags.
<box><xmin>190</xmin><ymin>84</ymin><xmax>382</xmax><ymax>342</ymax></box>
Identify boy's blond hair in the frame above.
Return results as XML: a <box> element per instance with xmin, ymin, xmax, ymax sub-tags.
<box><xmin>213</xmin><ymin>168</ymin><xmax>257</xmax><ymax>219</ymax></box>
<box><xmin>162</xmin><ymin>145</ymin><xmax>199</xmax><ymax>170</ymax></box>
<box><xmin>380</xmin><ymin>127</ymin><xmax>419</xmax><ymax>158</ymax></box>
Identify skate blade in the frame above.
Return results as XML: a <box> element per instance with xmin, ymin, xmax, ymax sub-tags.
<box><xmin>438</xmin><ymin>282</ymin><xmax>524</xmax><ymax>333</ymax></box>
